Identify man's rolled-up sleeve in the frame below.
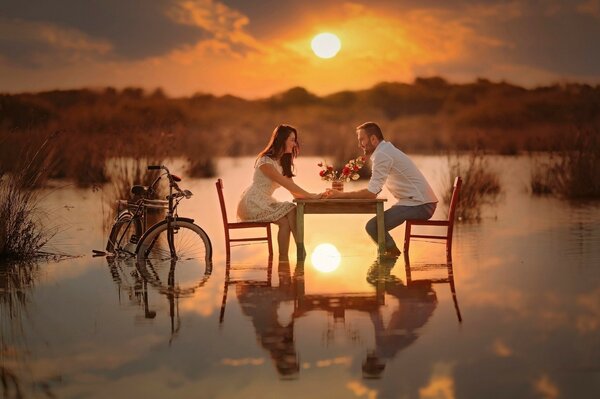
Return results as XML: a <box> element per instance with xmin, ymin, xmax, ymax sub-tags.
<box><xmin>367</xmin><ymin>153</ymin><xmax>392</xmax><ymax>195</ymax></box>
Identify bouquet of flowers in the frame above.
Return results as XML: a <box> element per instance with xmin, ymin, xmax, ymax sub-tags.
<box><xmin>318</xmin><ymin>155</ymin><xmax>367</xmax><ymax>182</ymax></box>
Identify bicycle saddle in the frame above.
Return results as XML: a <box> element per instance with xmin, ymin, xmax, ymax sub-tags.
<box><xmin>131</xmin><ymin>185</ymin><xmax>149</xmax><ymax>196</ymax></box>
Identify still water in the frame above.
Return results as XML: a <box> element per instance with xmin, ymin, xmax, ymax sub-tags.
<box><xmin>2</xmin><ymin>156</ymin><xmax>599</xmax><ymax>398</ymax></box>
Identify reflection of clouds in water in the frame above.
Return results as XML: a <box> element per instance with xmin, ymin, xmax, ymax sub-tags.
<box><xmin>221</xmin><ymin>357</ymin><xmax>264</xmax><ymax>366</ymax></box>
<box><xmin>315</xmin><ymin>356</ymin><xmax>352</xmax><ymax>368</ymax></box>
<box><xmin>9</xmin><ymin>334</ymin><xmax>163</xmax><ymax>382</ymax></box>
<box><xmin>576</xmin><ymin>286</ymin><xmax>600</xmax><ymax>334</ymax></box>
<box><xmin>533</xmin><ymin>374</ymin><xmax>560</xmax><ymax>399</ymax></box>
<box><xmin>461</xmin><ymin>287</ymin><xmax>526</xmax><ymax>315</ymax></box>
<box><xmin>492</xmin><ymin>339</ymin><xmax>513</xmax><ymax>357</ymax></box>
<box><xmin>462</xmin><ymin>284</ymin><xmax>600</xmax><ymax>336</ymax></box>
<box><xmin>346</xmin><ymin>380</ymin><xmax>379</xmax><ymax>399</ymax></box>
<box><xmin>177</xmin><ymin>277</ymin><xmax>223</xmax><ymax>317</ymax></box>
<box><xmin>419</xmin><ymin>362</ymin><xmax>455</xmax><ymax>399</ymax></box>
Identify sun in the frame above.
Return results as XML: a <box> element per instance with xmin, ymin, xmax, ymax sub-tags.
<box><xmin>311</xmin><ymin>243</ymin><xmax>341</xmax><ymax>272</ymax></box>
<box><xmin>311</xmin><ymin>33</ymin><xmax>341</xmax><ymax>59</ymax></box>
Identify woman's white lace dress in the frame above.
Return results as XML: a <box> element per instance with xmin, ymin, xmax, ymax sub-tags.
<box><xmin>237</xmin><ymin>156</ymin><xmax>295</xmax><ymax>222</ymax></box>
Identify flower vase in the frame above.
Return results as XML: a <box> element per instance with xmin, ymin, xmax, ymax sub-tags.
<box><xmin>331</xmin><ymin>180</ymin><xmax>344</xmax><ymax>192</ymax></box>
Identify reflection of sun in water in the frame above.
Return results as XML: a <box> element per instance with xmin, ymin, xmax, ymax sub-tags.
<box><xmin>311</xmin><ymin>33</ymin><xmax>341</xmax><ymax>59</ymax></box>
<box><xmin>311</xmin><ymin>243</ymin><xmax>341</xmax><ymax>272</ymax></box>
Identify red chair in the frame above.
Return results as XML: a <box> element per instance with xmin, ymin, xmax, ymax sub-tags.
<box><xmin>216</xmin><ymin>179</ymin><xmax>273</xmax><ymax>259</ymax></box>
<box><xmin>403</xmin><ymin>177</ymin><xmax>462</xmax><ymax>261</ymax></box>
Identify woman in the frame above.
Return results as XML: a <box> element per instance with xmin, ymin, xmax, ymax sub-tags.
<box><xmin>237</xmin><ymin>124</ymin><xmax>320</xmax><ymax>260</ymax></box>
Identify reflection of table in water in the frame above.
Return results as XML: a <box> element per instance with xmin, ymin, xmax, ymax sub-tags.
<box><xmin>293</xmin><ymin>198</ymin><xmax>387</xmax><ymax>259</ymax></box>
<box><xmin>219</xmin><ymin>258</ymin><xmax>461</xmax><ymax>378</ymax></box>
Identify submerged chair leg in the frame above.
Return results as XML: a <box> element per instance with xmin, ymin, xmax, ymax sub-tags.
<box><xmin>403</xmin><ymin>223</ymin><xmax>412</xmax><ymax>254</ymax></box>
<box><xmin>266</xmin><ymin>225</ymin><xmax>273</xmax><ymax>256</ymax></box>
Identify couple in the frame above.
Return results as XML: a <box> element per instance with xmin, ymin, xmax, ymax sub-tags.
<box><xmin>237</xmin><ymin>122</ymin><xmax>438</xmax><ymax>260</ymax></box>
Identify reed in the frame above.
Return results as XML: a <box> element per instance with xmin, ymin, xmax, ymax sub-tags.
<box><xmin>0</xmin><ymin>135</ymin><xmax>56</xmax><ymax>260</ymax></box>
<box><xmin>444</xmin><ymin>148</ymin><xmax>502</xmax><ymax>221</ymax></box>
<box><xmin>530</xmin><ymin>128</ymin><xmax>600</xmax><ymax>198</ymax></box>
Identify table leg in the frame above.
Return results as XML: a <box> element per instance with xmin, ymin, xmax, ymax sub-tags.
<box><xmin>296</xmin><ymin>203</ymin><xmax>306</xmax><ymax>260</ymax></box>
<box><xmin>376</xmin><ymin>202</ymin><xmax>385</xmax><ymax>256</ymax></box>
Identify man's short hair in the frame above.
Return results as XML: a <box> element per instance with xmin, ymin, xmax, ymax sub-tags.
<box><xmin>356</xmin><ymin>122</ymin><xmax>384</xmax><ymax>141</ymax></box>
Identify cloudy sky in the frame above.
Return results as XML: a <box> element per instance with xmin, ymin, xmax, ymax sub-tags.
<box><xmin>1</xmin><ymin>0</ymin><xmax>599</xmax><ymax>97</ymax></box>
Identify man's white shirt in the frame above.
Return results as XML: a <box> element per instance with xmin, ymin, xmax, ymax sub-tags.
<box><xmin>367</xmin><ymin>141</ymin><xmax>438</xmax><ymax>206</ymax></box>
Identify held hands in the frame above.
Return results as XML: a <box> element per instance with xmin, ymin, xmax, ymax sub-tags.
<box><xmin>324</xmin><ymin>188</ymin><xmax>342</xmax><ymax>198</ymax></box>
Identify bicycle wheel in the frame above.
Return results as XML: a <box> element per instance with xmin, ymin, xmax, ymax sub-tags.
<box><xmin>136</xmin><ymin>220</ymin><xmax>212</xmax><ymax>264</ymax></box>
<box><xmin>106</xmin><ymin>211</ymin><xmax>143</xmax><ymax>254</ymax></box>
<box><xmin>136</xmin><ymin>220</ymin><xmax>212</xmax><ymax>296</ymax></box>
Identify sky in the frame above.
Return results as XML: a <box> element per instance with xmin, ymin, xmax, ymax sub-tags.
<box><xmin>1</xmin><ymin>0</ymin><xmax>599</xmax><ymax>98</ymax></box>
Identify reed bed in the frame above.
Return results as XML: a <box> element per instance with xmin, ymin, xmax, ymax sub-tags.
<box><xmin>530</xmin><ymin>128</ymin><xmax>600</xmax><ymax>198</ymax></box>
<box><xmin>0</xmin><ymin>135</ymin><xmax>56</xmax><ymax>260</ymax></box>
<box><xmin>444</xmin><ymin>149</ymin><xmax>502</xmax><ymax>221</ymax></box>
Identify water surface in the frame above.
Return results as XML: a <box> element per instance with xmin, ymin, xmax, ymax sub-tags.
<box><xmin>2</xmin><ymin>156</ymin><xmax>599</xmax><ymax>398</ymax></box>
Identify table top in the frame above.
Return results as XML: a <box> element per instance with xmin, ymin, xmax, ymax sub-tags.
<box><xmin>293</xmin><ymin>198</ymin><xmax>387</xmax><ymax>215</ymax></box>
<box><xmin>293</xmin><ymin>198</ymin><xmax>387</xmax><ymax>204</ymax></box>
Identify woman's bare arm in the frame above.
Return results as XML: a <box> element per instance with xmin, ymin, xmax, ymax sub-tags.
<box><xmin>259</xmin><ymin>163</ymin><xmax>317</xmax><ymax>199</ymax></box>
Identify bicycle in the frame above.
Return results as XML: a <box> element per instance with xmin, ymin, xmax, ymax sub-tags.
<box><xmin>105</xmin><ymin>165</ymin><xmax>212</xmax><ymax>265</ymax></box>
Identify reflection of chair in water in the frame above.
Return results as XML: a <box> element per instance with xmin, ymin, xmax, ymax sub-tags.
<box><xmin>221</xmin><ymin>259</ymin><xmax>299</xmax><ymax>377</ymax></box>
<box><xmin>216</xmin><ymin>178</ymin><xmax>273</xmax><ymax>259</ymax></box>
<box><xmin>404</xmin><ymin>176</ymin><xmax>462</xmax><ymax>261</ymax></box>
<box><xmin>221</xmin><ymin>258</ymin><xmax>453</xmax><ymax>379</ymax></box>
<box><xmin>362</xmin><ymin>257</ymin><xmax>439</xmax><ymax>379</ymax></box>
<box><xmin>403</xmin><ymin>253</ymin><xmax>463</xmax><ymax>323</ymax></box>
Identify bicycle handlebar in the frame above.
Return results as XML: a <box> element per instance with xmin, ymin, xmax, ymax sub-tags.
<box><xmin>147</xmin><ymin>165</ymin><xmax>162</xmax><ymax>170</ymax></box>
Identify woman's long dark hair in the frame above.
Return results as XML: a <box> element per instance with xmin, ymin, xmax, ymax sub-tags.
<box><xmin>256</xmin><ymin>124</ymin><xmax>299</xmax><ymax>177</ymax></box>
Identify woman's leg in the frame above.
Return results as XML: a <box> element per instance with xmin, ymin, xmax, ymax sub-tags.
<box><xmin>285</xmin><ymin>208</ymin><xmax>297</xmax><ymax>242</ymax></box>
<box><xmin>274</xmin><ymin>215</ymin><xmax>292</xmax><ymax>260</ymax></box>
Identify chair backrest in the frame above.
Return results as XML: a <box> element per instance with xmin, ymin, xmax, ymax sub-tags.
<box><xmin>447</xmin><ymin>176</ymin><xmax>462</xmax><ymax>224</ymax></box>
<box><xmin>215</xmin><ymin>179</ymin><xmax>229</xmax><ymax>226</ymax></box>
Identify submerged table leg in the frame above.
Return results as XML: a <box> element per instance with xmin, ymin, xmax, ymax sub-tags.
<box><xmin>296</xmin><ymin>203</ymin><xmax>306</xmax><ymax>260</ymax></box>
<box><xmin>376</xmin><ymin>202</ymin><xmax>385</xmax><ymax>256</ymax></box>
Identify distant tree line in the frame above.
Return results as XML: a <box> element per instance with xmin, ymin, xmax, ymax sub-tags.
<box><xmin>1</xmin><ymin>77</ymin><xmax>599</xmax><ymax>180</ymax></box>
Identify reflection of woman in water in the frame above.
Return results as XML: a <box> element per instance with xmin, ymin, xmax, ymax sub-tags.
<box><xmin>235</xmin><ymin>261</ymin><xmax>299</xmax><ymax>377</ymax></box>
<box><xmin>363</xmin><ymin>257</ymin><xmax>438</xmax><ymax>379</ymax></box>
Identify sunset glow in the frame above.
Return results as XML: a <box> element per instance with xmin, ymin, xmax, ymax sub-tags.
<box><xmin>311</xmin><ymin>32</ymin><xmax>341</xmax><ymax>59</ymax></box>
<box><xmin>1</xmin><ymin>2</ymin><xmax>599</xmax><ymax>97</ymax></box>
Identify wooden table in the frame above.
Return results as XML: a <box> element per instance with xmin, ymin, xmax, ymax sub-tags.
<box><xmin>293</xmin><ymin>198</ymin><xmax>387</xmax><ymax>259</ymax></box>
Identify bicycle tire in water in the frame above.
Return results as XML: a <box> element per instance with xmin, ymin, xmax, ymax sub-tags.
<box><xmin>136</xmin><ymin>219</ymin><xmax>212</xmax><ymax>264</ymax></box>
<box><xmin>106</xmin><ymin>211</ymin><xmax>143</xmax><ymax>253</ymax></box>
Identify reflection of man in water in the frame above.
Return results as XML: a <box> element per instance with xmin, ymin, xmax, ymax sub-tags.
<box><xmin>235</xmin><ymin>261</ymin><xmax>299</xmax><ymax>377</ymax></box>
<box><xmin>363</xmin><ymin>257</ymin><xmax>438</xmax><ymax>378</ymax></box>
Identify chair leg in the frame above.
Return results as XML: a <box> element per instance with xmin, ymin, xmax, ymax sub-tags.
<box><xmin>446</xmin><ymin>234</ymin><xmax>453</xmax><ymax>262</ymax></box>
<box><xmin>225</xmin><ymin>231</ymin><xmax>231</xmax><ymax>260</ymax></box>
<box><xmin>404</xmin><ymin>223</ymin><xmax>412</xmax><ymax>254</ymax></box>
<box><xmin>266</xmin><ymin>224</ymin><xmax>273</xmax><ymax>257</ymax></box>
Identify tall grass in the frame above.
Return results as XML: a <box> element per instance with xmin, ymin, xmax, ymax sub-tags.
<box><xmin>0</xmin><ymin>135</ymin><xmax>56</xmax><ymax>260</ymax></box>
<box><xmin>445</xmin><ymin>149</ymin><xmax>502</xmax><ymax>221</ymax></box>
<box><xmin>530</xmin><ymin>128</ymin><xmax>600</xmax><ymax>198</ymax></box>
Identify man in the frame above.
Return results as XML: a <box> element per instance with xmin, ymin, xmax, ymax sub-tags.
<box><xmin>325</xmin><ymin>122</ymin><xmax>438</xmax><ymax>257</ymax></box>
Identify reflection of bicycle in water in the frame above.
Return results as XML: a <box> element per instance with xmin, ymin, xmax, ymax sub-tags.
<box><xmin>104</xmin><ymin>165</ymin><xmax>212</xmax><ymax>266</ymax></box>
<box><xmin>106</xmin><ymin>256</ymin><xmax>212</xmax><ymax>343</ymax></box>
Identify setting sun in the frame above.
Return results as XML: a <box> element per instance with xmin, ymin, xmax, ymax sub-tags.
<box><xmin>311</xmin><ymin>243</ymin><xmax>341</xmax><ymax>272</ymax></box>
<box><xmin>311</xmin><ymin>32</ymin><xmax>341</xmax><ymax>59</ymax></box>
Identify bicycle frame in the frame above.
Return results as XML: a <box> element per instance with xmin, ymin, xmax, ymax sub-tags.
<box><xmin>112</xmin><ymin>165</ymin><xmax>187</xmax><ymax>256</ymax></box>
